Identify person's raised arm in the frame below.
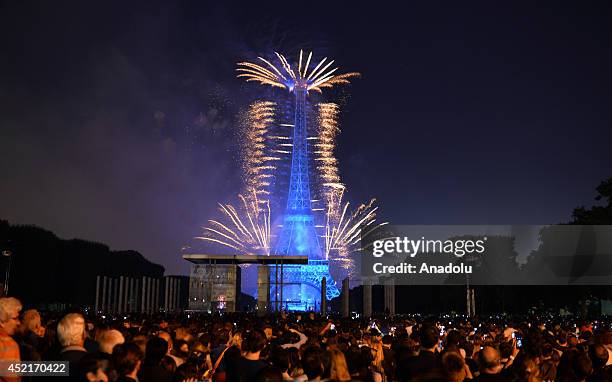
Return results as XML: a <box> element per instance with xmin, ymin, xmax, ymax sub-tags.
<box><xmin>319</xmin><ymin>321</ymin><xmax>332</xmax><ymax>337</ymax></box>
<box><xmin>280</xmin><ymin>328</ymin><xmax>308</xmax><ymax>349</ymax></box>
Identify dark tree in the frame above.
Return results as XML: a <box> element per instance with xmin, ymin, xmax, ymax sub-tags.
<box><xmin>571</xmin><ymin>177</ymin><xmax>612</xmax><ymax>224</ymax></box>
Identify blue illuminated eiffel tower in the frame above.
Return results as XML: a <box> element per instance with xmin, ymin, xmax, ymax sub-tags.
<box><xmin>273</xmin><ymin>85</ymin><xmax>340</xmax><ymax>310</ymax></box>
<box><xmin>236</xmin><ymin>51</ymin><xmax>359</xmax><ymax>311</ymax></box>
<box><xmin>275</xmin><ymin>87</ymin><xmax>321</xmax><ymax>258</ymax></box>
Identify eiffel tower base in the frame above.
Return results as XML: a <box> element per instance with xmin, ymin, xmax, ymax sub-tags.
<box><xmin>268</xmin><ymin>260</ymin><xmax>340</xmax><ymax>312</ymax></box>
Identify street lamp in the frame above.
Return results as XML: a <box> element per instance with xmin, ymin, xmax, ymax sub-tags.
<box><xmin>2</xmin><ymin>250</ymin><xmax>13</xmax><ymax>296</ymax></box>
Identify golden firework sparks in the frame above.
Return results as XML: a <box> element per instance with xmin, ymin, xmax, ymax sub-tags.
<box><xmin>237</xmin><ymin>50</ymin><xmax>359</xmax><ymax>92</ymax></box>
<box><xmin>322</xmin><ymin>191</ymin><xmax>387</xmax><ymax>273</ymax></box>
<box><xmin>240</xmin><ymin>101</ymin><xmax>280</xmax><ymax>201</ymax></box>
<box><xmin>197</xmin><ymin>189</ymin><xmax>272</xmax><ymax>255</ymax></box>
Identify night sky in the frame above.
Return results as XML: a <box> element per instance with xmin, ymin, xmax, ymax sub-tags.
<box><xmin>1</xmin><ymin>1</ymin><xmax>611</xmax><ymax>276</ymax></box>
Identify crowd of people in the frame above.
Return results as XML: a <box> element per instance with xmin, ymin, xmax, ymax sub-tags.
<box><xmin>0</xmin><ymin>296</ymin><xmax>610</xmax><ymax>382</ymax></box>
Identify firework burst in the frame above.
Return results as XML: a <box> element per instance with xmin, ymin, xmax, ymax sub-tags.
<box><xmin>240</xmin><ymin>101</ymin><xmax>280</xmax><ymax>201</ymax></box>
<box><xmin>237</xmin><ymin>50</ymin><xmax>360</xmax><ymax>92</ymax></box>
<box><xmin>197</xmin><ymin>189</ymin><xmax>272</xmax><ymax>255</ymax></box>
<box><xmin>323</xmin><ymin>190</ymin><xmax>387</xmax><ymax>268</ymax></box>
<box><xmin>197</xmin><ymin>51</ymin><xmax>385</xmax><ymax>278</ymax></box>
<box><xmin>315</xmin><ymin>103</ymin><xmax>343</xmax><ymax>202</ymax></box>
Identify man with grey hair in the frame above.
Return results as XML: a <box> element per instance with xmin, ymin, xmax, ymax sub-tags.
<box><xmin>97</xmin><ymin>329</ymin><xmax>124</xmax><ymax>355</ymax></box>
<box><xmin>0</xmin><ymin>297</ymin><xmax>22</xmax><ymax>364</ymax></box>
<box><xmin>56</xmin><ymin>313</ymin><xmax>88</xmax><ymax>371</ymax></box>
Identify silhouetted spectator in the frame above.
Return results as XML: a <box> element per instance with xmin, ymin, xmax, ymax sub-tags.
<box><xmin>113</xmin><ymin>342</ymin><xmax>143</xmax><ymax>382</ymax></box>
<box><xmin>15</xmin><ymin>309</ymin><xmax>45</xmax><ymax>361</ymax></box>
<box><xmin>301</xmin><ymin>346</ymin><xmax>323</xmax><ymax>381</ymax></box>
<box><xmin>210</xmin><ymin>328</ymin><xmax>230</xmax><ymax>373</ymax></box>
<box><xmin>442</xmin><ymin>351</ymin><xmax>472</xmax><ymax>382</ymax></box>
<box><xmin>268</xmin><ymin>346</ymin><xmax>293</xmax><ymax>381</ymax></box>
<box><xmin>239</xmin><ymin>329</ymin><xmax>269</xmax><ymax>381</ymax></box>
<box><xmin>139</xmin><ymin>337</ymin><xmax>173</xmax><ymax>382</ymax></box>
<box><xmin>474</xmin><ymin>346</ymin><xmax>509</xmax><ymax>382</ymax></box>
<box><xmin>158</xmin><ymin>331</ymin><xmax>184</xmax><ymax>367</ymax></box>
<box><xmin>77</xmin><ymin>353</ymin><xmax>109</xmax><ymax>382</ymax></box>
<box><xmin>255</xmin><ymin>366</ymin><xmax>284</xmax><ymax>382</ymax></box>
<box><xmin>399</xmin><ymin>325</ymin><xmax>441</xmax><ymax>381</ymax></box>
